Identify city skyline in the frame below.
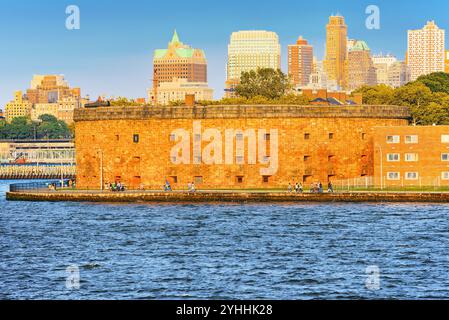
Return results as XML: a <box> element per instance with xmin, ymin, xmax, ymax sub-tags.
<box><xmin>1</xmin><ymin>0</ymin><xmax>449</xmax><ymax>107</ymax></box>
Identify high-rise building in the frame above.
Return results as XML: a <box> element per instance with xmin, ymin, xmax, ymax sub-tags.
<box><xmin>148</xmin><ymin>78</ymin><xmax>214</xmax><ymax>106</ymax></box>
<box><xmin>445</xmin><ymin>50</ymin><xmax>449</xmax><ymax>73</ymax></box>
<box><xmin>4</xmin><ymin>91</ymin><xmax>33</xmax><ymax>122</ymax></box>
<box><xmin>372</xmin><ymin>54</ymin><xmax>410</xmax><ymax>88</ymax></box>
<box><xmin>387</xmin><ymin>61</ymin><xmax>411</xmax><ymax>88</ymax></box>
<box><xmin>26</xmin><ymin>75</ymin><xmax>80</xmax><ymax>104</ymax></box>
<box><xmin>347</xmin><ymin>41</ymin><xmax>377</xmax><ymax>91</ymax></box>
<box><xmin>407</xmin><ymin>21</ymin><xmax>445</xmax><ymax>81</ymax></box>
<box><xmin>288</xmin><ymin>36</ymin><xmax>314</xmax><ymax>87</ymax></box>
<box><xmin>372</xmin><ymin>54</ymin><xmax>398</xmax><ymax>85</ymax></box>
<box><xmin>226</xmin><ymin>30</ymin><xmax>281</xmax><ymax>97</ymax></box>
<box><xmin>153</xmin><ymin>30</ymin><xmax>207</xmax><ymax>84</ymax></box>
<box><xmin>324</xmin><ymin>15</ymin><xmax>348</xmax><ymax>90</ymax></box>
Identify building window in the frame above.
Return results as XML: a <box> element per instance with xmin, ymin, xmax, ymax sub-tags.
<box><xmin>115</xmin><ymin>135</ymin><xmax>120</xmax><ymax>141</ymax></box>
<box><xmin>236</xmin><ymin>133</ymin><xmax>244</xmax><ymax>141</ymax></box>
<box><xmin>304</xmin><ymin>155</ymin><xmax>311</xmax><ymax>162</ymax></box>
<box><xmin>169</xmin><ymin>134</ymin><xmax>176</xmax><ymax>142</ymax></box>
<box><xmin>170</xmin><ymin>176</ymin><xmax>178</xmax><ymax>184</ymax></box>
<box><xmin>171</xmin><ymin>156</ymin><xmax>177</xmax><ymax>163</ymax></box>
<box><xmin>304</xmin><ymin>133</ymin><xmax>310</xmax><ymax>140</ymax></box>
<box><xmin>442</xmin><ymin>135</ymin><xmax>449</xmax><ymax>143</ymax></box>
<box><xmin>405</xmin><ymin>153</ymin><xmax>418</xmax><ymax>162</ymax></box>
<box><xmin>264</xmin><ymin>133</ymin><xmax>271</xmax><ymax>141</ymax></box>
<box><xmin>361</xmin><ymin>133</ymin><xmax>367</xmax><ymax>140</ymax></box>
<box><xmin>133</xmin><ymin>134</ymin><xmax>139</xmax><ymax>143</ymax></box>
<box><xmin>236</xmin><ymin>176</ymin><xmax>244</xmax><ymax>184</ymax></box>
<box><xmin>387</xmin><ymin>172</ymin><xmax>400</xmax><ymax>180</ymax></box>
<box><xmin>405</xmin><ymin>172</ymin><xmax>419</xmax><ymax>180</ymax></box>
<box><xmin>262</xmin><ymin>176</ymin><xmax>270</xmax><ymax>183</ymax></box>
<box><xmin>405</xmin><ymin>135</ymin><xmax>418</xmax><ymax>144</ymax></box>
<box><xmin>328</xmin><ymin>155</ymin><xmax>336</xmax><ymax>162</ymax></box>
<box><xmin>442</xmin><ymin>153</ymin><xmax>449</xmax><ymax>161</ymax></box>
<box><xmin>194</xmin><ymin>176</ymin><xmax>203</xmax><ymax>184</ymax></box>
<box><xmin>387</xmin><ymin>153</ymin><xmax>400</xmax><ymax>162</ymax></box>
<box><xmin>386</xmin><ymin>135</ymin><xmax>400</xmax><ymax>144</ymax></box>
<box><xmin>329</xmin><ymin>133</ymin><xmax>334</xmax><ymax>140</ymax></box>
<box><xmin>442</xmin><ymin>172</ymin><xmax>449</xmax><ymax>180</ymax></box>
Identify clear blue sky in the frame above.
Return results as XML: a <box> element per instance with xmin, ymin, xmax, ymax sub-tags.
<box><xmin>0</xmin><ymin>0</ymin><xmax>448</xmax><ymax>108</ymax></box>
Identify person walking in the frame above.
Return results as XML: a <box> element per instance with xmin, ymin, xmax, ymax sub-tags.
<box><xmin>328</xmin><ymin>181</ymin><xmax>334</xmax><ymax>193</ymax></box>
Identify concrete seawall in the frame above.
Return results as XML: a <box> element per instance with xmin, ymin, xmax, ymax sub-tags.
<box><xmin>6</xmin><ymin>190</ymin><xmax>449</xmax><ymax>203</ymax></box>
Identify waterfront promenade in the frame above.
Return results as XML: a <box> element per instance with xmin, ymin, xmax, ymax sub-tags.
<box><xmin>7</xmin><ymin>189</ymin><xmax>449</xmax><ymax>203</ymax></box>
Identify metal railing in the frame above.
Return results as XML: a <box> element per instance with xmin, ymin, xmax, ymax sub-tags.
<box><xmin>9</xmin><ymin>179</ymin><xmax>74</xmax><ymax>192</ymax></box>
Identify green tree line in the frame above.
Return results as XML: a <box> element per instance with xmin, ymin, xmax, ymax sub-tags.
<box><xmin>0</xmin><ymin>115</ymin><xmax>72</xmax><ymax>140</ymax></box>
<box><xmin>354</xmin><ymin>72</ymin><xmax>449</xmax><ymax>125</ymax></box>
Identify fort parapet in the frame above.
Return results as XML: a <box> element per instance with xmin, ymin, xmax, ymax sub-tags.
<box><xmin>74</xmin><ymin>105</ymin><xmax>410</xmax><ymax>190</ymax></box>
<box><xmin>74</xmin><ymin>105</ymin><xmax>410</xmax><ymax>121</ymax></box>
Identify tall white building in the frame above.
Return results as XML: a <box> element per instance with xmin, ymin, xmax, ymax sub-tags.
<box><xmin>226</xmin><ymin>30</ymin><xmax>281</xmax><ymax>97</ymax></box>
<box><xmin>407</xmin><ymin>21</ymin><xmax>445</xmax><ymax>81</ymax></box>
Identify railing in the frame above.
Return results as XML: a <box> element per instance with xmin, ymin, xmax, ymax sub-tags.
<box><xmin>0</xmin><ymin>164</ymin><xmax>76</xmax><ymax>180</ymax></box>
<box><xmin>9</xmin><ymin>179</ymin><xmax>73</xmax><ymax>192</ymax></box>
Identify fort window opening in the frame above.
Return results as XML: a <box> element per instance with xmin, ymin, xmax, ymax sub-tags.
<box><xmin>264</xmin><ymin>133</ymin><xmax>271</xmax><ymax>141</ymax></box>
<box><xmin>328</xmin><ymin>155</ymin><xmax>336</xmax><ymax>162</ymax></box>
<box><xmin>115</xmin><ymin>135</ymin><xmax>120</xmax><ymax>141</ymax></box>
<box><xmin>236</xmin><ymin>176</ymin><xmax>244</xmax><ymax>184</ymax></box>
<box><xmin>169</xmin><ymin>134</ymin><xmax>176</xmax><ymax>142</ymax></box>
<box><xmin>442</xmin><ymin>153</ymin><xmax>449</xmax><ymax>161</ymax></box>
<box><xmin>304</xmin><ymin>155</ymin><xmax>311</xmax><ymax>162</ymax></box>
<box><xmin>262</xmin><ymin>176</ymin><xmax>270</xmax><ymax>183</ymax></box>
<box><xmin>133</xmin><ymin>134</ymin><xmax>139</xmax><ymax>143</ymax></box>
<box><xmin>362</xmin><ymin>133</ymin><xmax>367</xmax><ymax>140</ymax></box>
<box><xmin>329</xmin><ymin>133</ymin><xmax>334</xmax><ymax>140</ymax></box>
<box><xmin>304</xmin><ymin>133</ymin><xmax>310</xmax><ymax>140</ymax></box>
<box><xmin>170</xmin><ymin>176</ymin><xmax>178</xmax><ymax>184</ymax></box>
<box><xmin>194</xmin><ymin>176</ymin><xmax>203</xmax><ymax>184</ymax></box>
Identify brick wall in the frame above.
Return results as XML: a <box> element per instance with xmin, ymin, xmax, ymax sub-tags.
<box><xmin>75</xmin><ymin>105</ymin><xmax>409</xmax><ymax>190</ymax></box>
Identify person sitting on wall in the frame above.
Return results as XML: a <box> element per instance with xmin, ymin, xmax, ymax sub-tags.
<box><xmin>310</xmin><ymin>182</ymin><xmax>315</xmax><ymax>193</ymax></box>
<box><xmin>187</xmin><ymin>182</ymin><xmax>192</xmax><ymax>193</ymax></box>
<box><xmin>191</xmin><ymin>182</ymin><xmax>196</xmax><ymax>193</ymax></box>
<box><xmin>319</xmin><ymin>182</ymin><xmax>323</xmax><ymax>194</ymax></box>
<box><xmin>288</xmin><ymin>183</ymin><xmax>293</xmax><ymax>193</ymax></box>
<box><xmin>298</xmin><ymin>183</ymin><xmax>303</xmax><ymax>193</ymax></box>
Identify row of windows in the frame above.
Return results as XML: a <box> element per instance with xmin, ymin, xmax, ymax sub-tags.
<box><xmin>167</xmin><ymin>175</ymin><xmax>273</xmax><ymax>184</ymax></box>
<box><xmin>387</xmin><ymin>153</ymin><xmax>449</xmax><ymax>162</ymax></box>
<box><xmin>387</xmin><ymin>172</ymin><xmax>449</xmax><ymax>181</ymax></box>
<box><xmin>387</xmin><ymin>134</ymin><xmax>449</xmax><ymax>144</ymax></box>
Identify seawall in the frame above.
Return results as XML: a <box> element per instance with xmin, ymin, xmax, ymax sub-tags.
<box><xmin>6</xmin><ymin>190</ymin><xmax>449</xmax><ymax>203</ymax></box>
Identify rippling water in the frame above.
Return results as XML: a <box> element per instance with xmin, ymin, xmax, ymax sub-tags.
<box><xmin>1</xmin><ymin>180</ymin><xmax>449</xmax><ymax>299</ymax></box>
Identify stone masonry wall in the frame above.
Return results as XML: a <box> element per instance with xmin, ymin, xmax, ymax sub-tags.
<box><xmin>74</xmin><ymin>105</ymin><xmax>409</xmax><ymax>190</ymax></box>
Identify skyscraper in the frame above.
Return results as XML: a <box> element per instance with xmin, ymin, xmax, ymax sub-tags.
<box><xmin>407</xmin><ymin>21</ymin><xmax>445</xmax><ymax>81</ymax></box>
<box><xmin>288</xmin><ymin>36</ymin><xmax>314</xmax><ymax>87</ymax></box>
<box><xmin>153</xmin><ymin>30</ymin><xmax>208</xmax><ymax>84</ymax></box>
<box><xmin>347</xmin><ymin>41</ymin><xmax>377</xmax><ymax>91</ymax></box>
<box><xmin>226</xmin><ymin>30</ymin><xmax>281</xmax><ymax>97</ymax></box>
<box><xmin>324</xmin><ymin>15</ymin><xmax>348</xmax><ymax>90</ymax></box>
<box><xmin>151</xmin><ymin>30</ymin><xmax>210</xmax><ymax>105</ymax></box>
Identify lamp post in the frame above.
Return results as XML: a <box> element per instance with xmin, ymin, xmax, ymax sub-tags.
<box><xmin>377</xmin><ymin>144</ymin><xmax>383</xmax><ymax>191</ymax></box>
<box><xmin>97</xmin><ymin>149</ymin><xmax>104</xmax><ymax>191</ymax></box>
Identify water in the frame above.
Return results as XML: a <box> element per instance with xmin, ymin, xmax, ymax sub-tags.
<box><xmin>1</xmin><ymin>180</ymin><xmax>449</xmax><ymax>299</ymax></box>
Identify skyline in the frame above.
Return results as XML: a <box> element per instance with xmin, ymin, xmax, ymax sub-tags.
<box><xmin>1</xmin><ymin>0</ymin><xmax>449</xmax><ymax>107</ymax></box>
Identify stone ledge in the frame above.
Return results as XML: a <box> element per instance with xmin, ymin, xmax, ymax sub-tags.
<box><xmin>6</xmin><ymin>191</ymin><xmax>449</xmax><ymax>203</ymax></box>
<box><xmin>74</xmin><ymin>105</ymin><xmax>411</xmax><ymax>122</ymax></box>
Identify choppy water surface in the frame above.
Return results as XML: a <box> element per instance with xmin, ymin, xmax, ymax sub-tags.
<box><xmin>1</xmin><ymin>180</ymin><xmax>449</xmax><ymax>299</ymax></box>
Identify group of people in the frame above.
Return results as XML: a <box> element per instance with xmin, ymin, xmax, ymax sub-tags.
<box><xmin>163</xmin><ymin>179</ymin><xmax>197</xmax><ymax>193</ymax></box>
<box><xmin>288</xmin><ymin>182</ymin><xmax>304</xmax><ymax>193</ymax></box>
<box><xmin>288</xmin><ymin>181</ymin><xmax>334</xmax><ymax>193</ymax></box>
<box><xmin>107</xmin><ymin>181</ymin><xmax>126</xmax><ymax>192</ymax></box>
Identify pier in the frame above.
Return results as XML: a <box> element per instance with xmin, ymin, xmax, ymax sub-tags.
<box><xmin>7</xmin><ymin>188</ymin><xmax>449</xmax><ymax>203</ymax></box>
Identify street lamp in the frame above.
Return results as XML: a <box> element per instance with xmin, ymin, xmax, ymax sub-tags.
<box><xmin>97</xmin><ymin>149</ymin><xmax>104</xmax><ymax>191</ymax></box>
<box><xmin>377</xmin><ymin>144</ymin><xmax>383</xmax><ymax>191</ymax></box>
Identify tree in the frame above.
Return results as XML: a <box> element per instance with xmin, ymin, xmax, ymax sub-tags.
<box><xmin>36</xmin><ymin>114</ymin><xmax>71</xmax><ymax>139</ymax></box>
<box><xmin>416</xmin><ymin>72</ymin><xmax>449</xmax><ymax>94</ymax></box>
<box><xmin>235</xmin><ymin>68</ymin><xmax>290</xmax><ymax>99</ymax></box>
<box><xmin>353</xmin><ymin>84</ymin><xmax>394</xmax><ymax>105</ymax></box>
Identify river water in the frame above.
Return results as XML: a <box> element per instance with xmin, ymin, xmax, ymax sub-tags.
<box><xmin>1</xmin><ymin>180</ymin><xmax>449</xmax><ymax>299</ymax></box>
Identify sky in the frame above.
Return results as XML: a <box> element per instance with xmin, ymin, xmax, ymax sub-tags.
<box><xmin>0</xmin><ymin>0</ymin><xmax>448</xmax><ymax>108</ymax></box>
